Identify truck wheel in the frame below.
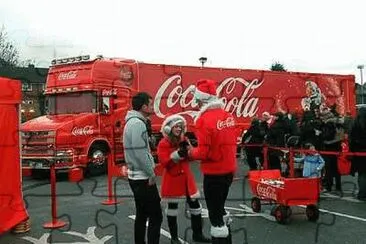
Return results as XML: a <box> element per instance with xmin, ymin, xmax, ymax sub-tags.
<box><xmin>86</xmin><ymin>145</ymin><xmax>107</xmax><ymax>177</ymax></box>
<box><xmin>306</xmin><ymin>204</ymin><xmax>319</xmax><ymax>222</ymax></box>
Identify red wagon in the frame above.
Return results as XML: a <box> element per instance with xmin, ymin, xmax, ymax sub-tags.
<box><xmin>248</xmin><ymin>169</ymin><xmax>320</xmax><ymax>224</ymax></box>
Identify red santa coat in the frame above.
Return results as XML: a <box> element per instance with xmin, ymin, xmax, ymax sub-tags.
<box><xmin>157</xmin><ymin>138</ymin><xmax>199</xmax><ymax>200</ymax></box>
<box><xmin>189</xmin><ymin>100</ymin><xmax>238</xmax><ymax>175</ymax></box>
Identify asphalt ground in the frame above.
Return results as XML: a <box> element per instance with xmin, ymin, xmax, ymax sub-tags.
<box><xmin>1</xmin><ymin>159</ymin><xmax>366</xmax><ymax>244</ymax></box>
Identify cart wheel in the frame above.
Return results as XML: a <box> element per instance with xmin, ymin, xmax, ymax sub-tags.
<box><xmin>274</xmin><ymin>205</ymin><xmax>290</xmax><ymax>224</ymax></box>
<box><xmin>306</xmin><ymin>204</ymin><xmax>319</xmax><ymax>222</ymax></box>
<box><xmin>251</xmin><ymin>197</ymin><xmax>261</xmax><ymax>213</ymax></box>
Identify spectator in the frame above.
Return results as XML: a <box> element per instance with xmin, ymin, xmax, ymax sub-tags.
<box><xmin>122</xmin><ymin>92</ymin><xmax>163</xmax><ymax>244</ymax></box>
<box><xmin>322</xmin><ymin>117</ymin><xmax>343</xmax><ymax>192</ymax></box>
<box><xmin>266</xmin><ymin>112</ymin><xmax>290</xmax><ymax>170</ymax></box>
<box><xmin>295</xmin><ymin>143</ymin><xmax>325</xmax><ymax>178</ymax></box>
<box><xmin>242</xmin><ymin>117</ymin><xmax>265</xmax><ymax>170</ymax></box>
<box><xmin>349</xmin><ymin>107</ymin><xmax>366</xmax><ymax>201</ymax></box>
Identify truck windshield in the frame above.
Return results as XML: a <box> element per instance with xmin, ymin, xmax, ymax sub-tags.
<box><xmin>46</xmin><ymin>91</ymin><xmax>97</xmax><ymax>115</ymax></box>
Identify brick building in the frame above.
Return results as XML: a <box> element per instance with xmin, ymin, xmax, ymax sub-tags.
<box><xmin>0</xmin><ymin>65</ymin><xmax>49</xmax><ymax>122</ymax></box>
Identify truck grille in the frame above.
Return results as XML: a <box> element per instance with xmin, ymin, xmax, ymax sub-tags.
<box><xmin>21</xmin><ymin>131</ymin><xmax>55</xmax><ymax>156</ymax></box>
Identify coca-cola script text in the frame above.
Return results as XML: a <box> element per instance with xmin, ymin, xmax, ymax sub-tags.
<box><xmin>153</xmin><ymin>75</ymin><xmax>264</xmax><ymax>119</ymax></box>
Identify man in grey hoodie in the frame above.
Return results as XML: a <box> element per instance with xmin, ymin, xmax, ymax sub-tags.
<box><xmin>123</xmin><ymin>92</ymin><xmax>162</xmax><ymax>244</ymax></box>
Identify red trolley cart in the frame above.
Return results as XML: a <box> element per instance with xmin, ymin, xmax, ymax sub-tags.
<box><xmin>248</xmin><ymin>169</ymin><xmax>320</xmax><ymax>224</ymax></box>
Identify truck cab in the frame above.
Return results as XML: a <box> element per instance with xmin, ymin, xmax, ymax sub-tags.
<box><xmin>21</xmin><ymin>55</ymin><xmax>135</xmax><ymax>177</ymax></box>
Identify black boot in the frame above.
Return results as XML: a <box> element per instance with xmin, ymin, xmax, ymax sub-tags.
<box><xmin>212</xmin><ymin>236</ymin><xmax>230</xmax><ymax>244</ymax></box>
<box><xmin>167</xmin><ymin>216</ymin><xmax>182</xmax><ymax>244</ymax></box>
<box><xmin>191</xmin><ymin>214</ymin><xmax>211</xmax><ymax>243</ymax></box>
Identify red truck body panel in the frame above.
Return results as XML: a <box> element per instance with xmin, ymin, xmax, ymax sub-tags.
<box><xmin>20</xmin><ymin>55</ymin><xmax>356</xmax><ymax>174</ymax></box>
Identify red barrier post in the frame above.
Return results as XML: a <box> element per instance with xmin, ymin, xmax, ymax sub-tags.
<box><xmin>102</xmin><ymin>154</ymin><xmax>123</xmax><ymax>205</ymax></box>
<box><xmin>43</xmin><ymin>164</ymin><xmax>68</xmax><ymax>229</ymax></box>
<box><xmin>289</xmin><ymin>148</ymin><xmax>294</xmax><ymax>178</ymax></box>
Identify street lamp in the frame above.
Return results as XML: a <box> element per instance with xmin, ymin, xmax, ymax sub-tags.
<box><xmin>357</xmin><ymin>64</ymin><xmax>364</xmax><ymax>104</ymax></box>
<box><xmin>199</xmin><ymin>57</ymin><xmax>207</xmax><ymax>68</ymax></box>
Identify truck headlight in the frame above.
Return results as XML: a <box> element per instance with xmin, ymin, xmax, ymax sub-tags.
<box><xmin>56</xmin><ymin>149</ymin><xmax>73</xmax><ymax>157</ymax></box>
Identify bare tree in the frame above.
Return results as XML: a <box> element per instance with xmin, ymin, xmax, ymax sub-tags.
<box><xmin>0</xmin><ymin>26</ymin><xmax>20</xmax><ymax>67</ymax></box>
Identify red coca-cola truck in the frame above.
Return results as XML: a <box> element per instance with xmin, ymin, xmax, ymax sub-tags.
<box><xmin>20</xmin><ymin>55</ymin><xmax>356</xmax><ymax>177</ymax></box>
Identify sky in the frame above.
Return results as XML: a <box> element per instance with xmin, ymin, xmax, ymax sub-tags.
<box><xmin>0</xmin><ymin>0</ymin><xmax>365</xmax><ymax>84</ymax></box>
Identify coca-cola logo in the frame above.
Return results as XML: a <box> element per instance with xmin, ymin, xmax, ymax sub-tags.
<box><xmin>102</xmin><ymin>88</ymin><xmax>117</xmax><ymax>96</ymax></box>
<box><xmin>58</xmin><ymin>71</ymin><xmax>78</xmax><ymax>80</ymax></box>
<box><xmin>71</xmin><ymin>126</ymin><xmax>94</xmax><ymax>136</ymax></box>
<box><xmin>153</xmin><ymin>75</ymin><xmax>263</xmax><ymax>119</ymax></box>
<box><xmin>256</xmin><ymin>183</ymin><xmax>277</xmax><ymax>200</ymax></box>
<box><xmin>217</xmin><ymin>117</ymin><xmax>235</xmax><ymax>130</ymax></box>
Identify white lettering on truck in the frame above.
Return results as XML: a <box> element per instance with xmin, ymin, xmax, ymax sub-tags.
<box><xmin>71</xmin><ymin>126</ymin><xmax>94</xmax><ymax>136</ymax></box>
<box><xmin>154</xmin><ymin>75</ymin><xmax>263</xmax><ymax>119</ymax></box>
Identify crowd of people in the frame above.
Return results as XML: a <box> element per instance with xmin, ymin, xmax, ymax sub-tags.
<box><xmin>123</xmin><ymin>79</ymin><xmax>236</xmax><ymax>244</ymax></box>
<box><xmin>242</xmin><ymin>105</ymin><xmax>366</xmax><ymax>199</ymax></box>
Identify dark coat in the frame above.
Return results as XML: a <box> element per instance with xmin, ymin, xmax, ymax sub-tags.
<box><xmin>242</xmin><ymin>120</ymin><xmax>265</xmax><ymax>145</ymax></box>
<box><xmin>266</xmin><ymin>116</ymin><xmax>290</xmax><ymax>147</ymax></box>
<box><xmin>349</xmin><ymin>108</ymin><xmax>366</xmax><ymax>173</ymax></box>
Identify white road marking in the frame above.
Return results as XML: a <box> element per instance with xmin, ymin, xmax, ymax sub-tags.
<box><xmin>298</xmin><ymin>205</ymin><xmax>366</xmax><ymax>222</ymax></box>
<box><xmin>22</xmin><ymin>226</ymin><xmax>113</xmax><ymax>244</ymax></box>
<box><xmin>236</xmin><ymin>204</ymin><xmax>276</xmax><ymax>222</ymax></box>
<box><xmin>128</xmin><ymin>215</ymin><xmax>190</xmax><ymax>244</ymax></box>
<box><xmin>233</xmin><ymin>202</ymin><xmax>366</xmax><ymax>224</ymax></box>
<box><xmin>320</xmin><ymin>192</ymin><xmax>363</xmax><ymax>203</ymax></box>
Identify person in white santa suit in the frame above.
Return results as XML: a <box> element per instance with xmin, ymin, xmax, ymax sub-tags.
<box><xmin>157</xmin><ymin>114</ymin><xmax>211</xmax><ymax>244</ymax></box>
<box><xmin>187</xmin><ymin>79</ymin><xmax>238</xmax><ymax>244</ymax></box>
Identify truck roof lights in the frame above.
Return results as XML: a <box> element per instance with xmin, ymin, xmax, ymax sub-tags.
<box><xmin>51</xmin><ymin>55</ymin><xmax>103</xmax><ymax>66</ymax></box>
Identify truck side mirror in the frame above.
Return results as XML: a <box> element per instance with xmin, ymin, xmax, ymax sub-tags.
<box><xmin>102</xmin><ymin>97</ymin><xmax>111</xmax><ymax>115</ymax></box>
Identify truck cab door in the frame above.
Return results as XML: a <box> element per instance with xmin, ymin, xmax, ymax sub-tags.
<box><xmin>100</xmin><ymin>96</ymin><xmax>113</xmax><ymax>134</ymax></box>
<box><xmin>111</xmin><ymin>88</ymin><xmax>130</xmax><ymax>163</ymax></box>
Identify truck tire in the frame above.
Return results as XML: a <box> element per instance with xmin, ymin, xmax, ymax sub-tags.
<box><xmin>86</xmin><ymin>145</ymin><xmax>108</xmax><ymax>177</ymax></box>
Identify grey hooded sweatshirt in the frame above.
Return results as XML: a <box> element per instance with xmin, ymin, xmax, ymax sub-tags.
<box><xmin>123</xmin><ymin>110</ymin><xmax>155</xmax><ymax>180</ymax></box>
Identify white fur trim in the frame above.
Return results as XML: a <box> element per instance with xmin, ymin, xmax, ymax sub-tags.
<box><xmin>170</xmin><ymin>151</ymin><xmax>182</xmax><ymax>163</ymax></box>
<box><xmin>190</xmin><ymin>191</ymin><xmax>200</xmax><ymax>199</ymax></box>
<box><xmin>165</xmin><ymin>208</ymin><xmax>179</xmax><ymax>216</ymax></box>
<box><xmin>194</xmin><ymin>88</ymin><xmax>215</xmax><ymax>101</ymax></box>
<box><xmin>194</xmin><ymin>99</ymin><xmax>225</xmax><ymax>123</ymax></box>
<box><xmin>210</xmin><ymin>225</ymin><xmax>229</xmax><ymax>238</ymax></box>
<box><xmin>189</xmin><ymin>205</ymin><xmax>202</xmax><ymax>215</ymax></box>
<box><xmin>160</xmin><ymin>114</ymin><xmax>187</xmax><ymax>136</ymax></box>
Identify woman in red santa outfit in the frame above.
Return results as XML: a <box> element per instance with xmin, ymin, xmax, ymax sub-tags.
<box><xmin>157</xmin><ymin>114</ymin><xmax>210</xmax><ymax>244</ymax></box>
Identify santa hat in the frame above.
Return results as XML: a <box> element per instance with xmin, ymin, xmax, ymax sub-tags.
<box><xmin>193</xmin><ymin>79</ymin><xmax>218</xmax><ymax>101</ymax></box>
<box><xmin>161</xmin><ymin>114</ymin><xmax>187</xmax><ymax>136</ymax></box>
